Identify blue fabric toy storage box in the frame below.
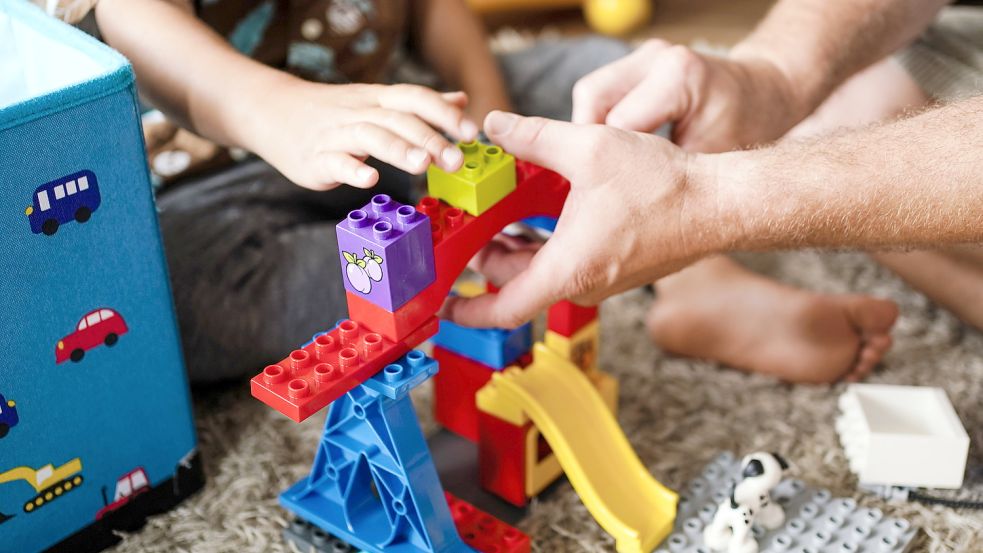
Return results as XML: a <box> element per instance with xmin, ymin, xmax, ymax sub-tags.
<box><xmin>0</xmin><ymin>2</ymin><xmax>204</xmax><ymax>552</ymax></box>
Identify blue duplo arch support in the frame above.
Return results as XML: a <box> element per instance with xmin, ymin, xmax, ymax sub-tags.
<box><xmin>280</xmin><ymin>350</ymin><xmax>475</xmax><ymax>553</ymax></box>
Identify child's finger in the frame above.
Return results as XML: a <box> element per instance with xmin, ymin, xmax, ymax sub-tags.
<box><xmin>338</xmin><ymin>122</ymin><xmax>434</xmax><ymax>175</ymax></box>
<box><xmin>363</xmin><ymin>109</ymin><xmax>463</xmax><ymax>172</ymax></box>
<box><xmin>468</xmin><ymin>236</ymin><xmax>542</xmax><ymax>288</ymax></box>
<box><xmin>315</xmin><ymin>152</ymin><xmax>378</xmax><ymax>189</ymax></box>
<box><xmin>378</xmin><ymin>84</ymin><xmax>479</xmax><ymax>142</ymax></box>
<box><xmin>441</xmin><ymin>91</ymin><xmax>469</xmax><ymax>107</ymax></box>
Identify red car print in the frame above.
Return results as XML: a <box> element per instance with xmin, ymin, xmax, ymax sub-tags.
<box><xmin>95</xmin><ymin>467</ymin><xmax>149</xmax><ymax>520</ymax></box>
<box><xmin>56</xmin><ymin>308</ymin><xmax>128</xmax><ymax>364</ymax></box>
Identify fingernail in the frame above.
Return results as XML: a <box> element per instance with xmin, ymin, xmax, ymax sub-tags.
<box><xmin>460</xmin><ymin>119</ymin><xmax>478</xmax><ymax>139</ymax></box>
<box><xmin>442</xmin><ymin>146</ymin><xmax>463</xmax><ymax>167</ymax></box>
<box><xmin>485</xmin><ymin>111</ymin><xmax>519</xmax><ymax>137</ymax></box>
<box><xmin>356</xmin><ymin>166</ymin><xmax>376</xmax><ymax>183</ymax></box>
<box><xmin>407</xmin><ymin>148</ymin><xmax>428</xmax><ymax>168</ymax></box>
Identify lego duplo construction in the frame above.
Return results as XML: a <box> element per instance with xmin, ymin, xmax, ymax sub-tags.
<box><xmin>250</xmin><ymin>136</ymin><xmax>683</xmax><ymax>553</ymax></box>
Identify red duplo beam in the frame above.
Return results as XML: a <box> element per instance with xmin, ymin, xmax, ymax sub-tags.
<box><xmin>250</xmin><ymin>317</ymin><xmax>439</xmax><ymax>422</ymax></box>
<box><xmin>347</xmin><ymin>161</ymin><xmax>570</xmax><ymax>342</ymax></box>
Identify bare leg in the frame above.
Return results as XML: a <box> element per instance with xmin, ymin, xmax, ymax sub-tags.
<box><xmin>647</xmin><ymin>58</ymin><xmax>924</xmax><ymax>382</ymax></box>
<box><xmin>941</xmin><ymin>244</ymin><xmax>983</xmax><ymax>267</ymax></box>
<box><xmin>873</xmin><ymin>249</ymin><xmax>983</xmax><ymax>330</ymax></box>
<box><xmin>649</xmin><ymin>257</ymin><xmax>898</xmax><ymax>383</ymax></box>
<box><xmin>788</xmin><ymin>57</ymin><xmax>930</xmax><ymax>137</ymax></box>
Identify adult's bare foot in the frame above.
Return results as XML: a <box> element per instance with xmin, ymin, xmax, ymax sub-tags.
<box><xmin>647</xmin><ymin>257</ymin><xmax>899</xmax><ymax>383</ymax></box>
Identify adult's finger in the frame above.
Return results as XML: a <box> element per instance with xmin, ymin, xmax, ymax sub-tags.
<box><xmin>483</xmin><ymin>112</ymin><xmax>598</xmax><ymax>181</ymax></box>
<box><xmin>378</xmin><ymin>84</ymin><xmax>479</xmax><ymax>142</ymax></box>
<box><xmin>605</xmin><ymin>46</ymin><xmax>698</xmax><ymax>132</ymax></box>
<box><xmin>570</xmin><ymin>39</ymin><xmax>670</xmax><ymax>125</ymax></box>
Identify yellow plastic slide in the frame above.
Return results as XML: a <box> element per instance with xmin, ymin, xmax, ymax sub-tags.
<box><xmin>479</xmin><ymin>343</ymin><xmax>677</xmax><ymax>552</ymax></box>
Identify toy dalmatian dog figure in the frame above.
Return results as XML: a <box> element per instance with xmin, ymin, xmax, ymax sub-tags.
<box><xmin>703</xmin><ymin>452</ymin><xmax>790</xmax><ymax>553</ymax></box>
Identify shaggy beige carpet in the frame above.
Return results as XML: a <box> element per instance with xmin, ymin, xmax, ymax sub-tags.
<box><xmin>109</xmin><ymin>251</ymin><xmax>983</xmax><ymax>553</ymax></box>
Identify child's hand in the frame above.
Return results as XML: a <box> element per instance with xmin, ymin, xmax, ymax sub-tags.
<box><xmin>257</xmin><ymin>79</ymin><xmax>479</xmax><ymax>190</ymax></box>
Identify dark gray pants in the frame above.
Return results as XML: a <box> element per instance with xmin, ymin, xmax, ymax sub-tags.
<box><xmin>158</xmin><ymin>37</ymin><xmax>632</xmax><ymax>382</ymax></box>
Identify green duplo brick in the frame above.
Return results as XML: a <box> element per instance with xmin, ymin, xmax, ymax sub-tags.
<box><xmin>426</xmin><ymin>141</ymin><xmax>516</xmax><ymax>216</ymax></box>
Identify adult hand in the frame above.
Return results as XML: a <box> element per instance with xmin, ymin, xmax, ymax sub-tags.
<box><xmin>257</xmin><ymin>80</ymin><xmax>479</xmax><ymax>190</ymax></box>
<box><xmin>571</xmin><ymin>39</ymin><xmax>808</xmax><ymax>152</ymax></box>
<box><xmin>442</xmin><ymin>111</ymin><xmax>728</xmax><ymax>329</ymax></box>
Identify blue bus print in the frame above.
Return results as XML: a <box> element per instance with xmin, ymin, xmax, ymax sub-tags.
<box><xmin>25</xmin><ymin>170</ymin><xmax>101</xmax><ymax>236</ymax></box>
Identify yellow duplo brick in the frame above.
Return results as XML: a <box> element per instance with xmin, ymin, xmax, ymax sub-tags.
<box><xmin>588</xmin><ymin>369</ymin><xmax>619</xmax><ymax>415</ymax></box>
<box><xmin>544</xmin><ymin>320</ymin><xmax>600</xmax><ymax>372</ymax></box>
<box><xmin>476</xmin><ymin>368</ymin><xmax>528</xmax><ymax>426</ymax></box>
<box><xmin>524</xmin><ymin>424</ymin><xmax>562</xmax><ymax>497</ymax></box>
<box><xmin>426</xmin><ymin>141</ymin><xmax>516</xmax><ymax>216</ymax></box>
<box><xmin>451</xmin><ymin>279</ymin><xmax>486</xmax><ymax>298</ymax></box>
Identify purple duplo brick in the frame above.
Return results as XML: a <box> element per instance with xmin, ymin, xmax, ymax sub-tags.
<box><xmin>335</xmin><ymin>194</ymin><xmax>436</xmax><ymax>312</ymax></box>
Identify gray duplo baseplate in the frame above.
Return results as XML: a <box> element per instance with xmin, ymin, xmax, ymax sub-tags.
<box><xmin>283</xmin><ymin>516</ymin><xmax>359</xmax><ymax>553</ymax></box>
<box><xmin>656</xmin><ymin>452</ymin><xmax>918</xmax><ymax>553</ymax></box>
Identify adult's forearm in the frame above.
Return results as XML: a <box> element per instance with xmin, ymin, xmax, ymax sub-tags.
<box><xmin>95</xmin><ymin>0</ymin><xmax>289</xmax><ymax>151</ymax></box>
<box><xmin>731</xmin><ymin>0</ymin><xmax>948</xmax><ymax>116</ymax></box>
<box><xmin>713</xmin><ymin>96</ymin><xmax>983</xmax><ymax>253</ymax></box>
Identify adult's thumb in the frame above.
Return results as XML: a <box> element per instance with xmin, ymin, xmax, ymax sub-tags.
<box><xmin>484</xmin><ymin>111</ymin><xmax>585</xmax><ymax>178</ymax></box>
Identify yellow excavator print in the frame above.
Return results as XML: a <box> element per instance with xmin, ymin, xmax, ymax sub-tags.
<box><xmin>0</xmin><ymin>458</ymin><xmax>84</xmax><ymax>513</ymax></box>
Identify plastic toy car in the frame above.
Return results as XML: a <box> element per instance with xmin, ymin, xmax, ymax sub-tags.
<box><xmin>0</xmin><ymin>394</ymin><xmax>18</xmax><ymax>438</ymax></box>
<box><xmin>55</xmin><ymin>308</ymin><xmax>128</xmax><ymax>364</ymax></box>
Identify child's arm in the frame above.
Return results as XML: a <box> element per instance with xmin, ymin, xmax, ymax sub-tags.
<box><xmin>412</xmin><ymin>0</ymin><xmax>513</xmax><ymax>121</ymax></box>
<box><xmin>95</xmin><ymin>0</ymin><xmax>476</xmax><ymax>190</ymax></box>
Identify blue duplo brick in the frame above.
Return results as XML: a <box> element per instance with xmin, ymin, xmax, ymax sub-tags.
<box><xmin>431</xmin><ymin>319</ymin><xmax>532</xmax><ymax>370</ymax></box>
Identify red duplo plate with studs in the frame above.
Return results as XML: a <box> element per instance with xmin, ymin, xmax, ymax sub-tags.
<box><xmin>445</xmin><ymin>492</ymin><xmax>531</xmax><ymax>553</ymax></box>
<box><xmin>250</xmin><ymin>317</ymin><xmax>439</xmax><ymax>422</ymax></box>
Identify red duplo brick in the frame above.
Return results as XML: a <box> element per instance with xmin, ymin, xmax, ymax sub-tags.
<box><xmin>547</xmin><ymin>300</ymin><xmax>598</xmax><ymax>337</ymax></box>
<box><xmin>478</xmin><ymin>411</ymin><xmax>530</xmax><ymax>507</ymax></box>
<box><xmin>344</xmin><ymin>291</ymin><xmax>424</xmax><ymax>345</ymax></box>
<box><xmin>433</xmin><ymin>346</ymin><xmax>497</xmax><ymax>442</ymax></box>
<box><xmin>446</xmin><ymin>492</ymin><xmax>531</xmax><ymax>553</ymax></box>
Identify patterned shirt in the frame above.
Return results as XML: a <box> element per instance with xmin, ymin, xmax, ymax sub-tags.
<box><xmin>197</xmin><ymin>0</ymin><xmax>409</xmax><ymax>84</ymax></box>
